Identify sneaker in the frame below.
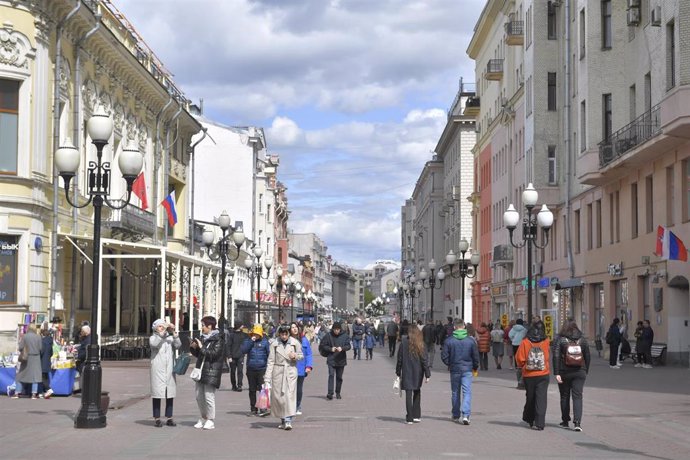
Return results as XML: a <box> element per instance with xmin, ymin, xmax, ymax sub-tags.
<box><xmin>258</xmin><ymin>409</ymin><xmax>270</xmax><ymax>417</ymax></box>
<box><xmin>31</xmin><ymin>394</ymin><xmax>38</xmax><ymax>400</ymax></box>
<box><xmin>462</xmin><ymin>417</ymin><xmax>470</xmax><ymax>425</ymax></box>
<box><xmin>278</xmin><ymin>422</ymin><xmax>285</xmax><ymax>429</ymax></box>
<box><xmin>609</xmin><ymin>365</ymin><xmax>621</xmax><ymax>369</ymax></box>
<box><xmin>643</xmin><ymin>364</ymin><xmax>653</xmax><ymax>369</ymax></box>
<box><xmin>166</xmin><ymin>419</ymin><xmax>176</xmax><ymax>427</ymax></box>
<box><xmin>573</xmin><ymin>422</ymin><xmax>582</xmax><ymax>432</ymax></box>
<box><xmin>634</xmin><ymin>363</ymin><xmax>643</xmax><ymax>368</ymax></box>
<box><xmin>284</xmin><ymin>421</ymin><xmax>292</xmax><ymax>431</ymax></box>
<box><xmin>44</xmin><ymin>389</ymin><xmax>53</xmax><ymax>399</ymax></box>
<box><xmin>295</xmin><ymin>409</ymin><xmax>302</xmax><ymax>415</ymax></box>
<box><xmin>405</xmin><ymin>421</ymin><xmax>413</xmax><ymax>425</ymax></box>
<box><xmin>194</xmin><ymin>419</ymin><xmax>205</xmax><ymax>429</ymax></box>
<box><xmin>326</xmin><ymin>394</ymin><xmax>333</xmax><ymax>400</ymax></box>
<box><xmin>497</xmin><ymin>364</ymin><xmax>502</xmax><ymax>369</ymax></box>
<box><xmin>202</xmin><ymin>419</ymin><xmax>215</xmax><ymax>430</ymax></box>
<box><xmin>452</xmin><ymin>417</ymin><xmax>460</xmax><ymax>423</ymax></box>
<box><xmin>251</xmin><ymin>408</ymin><xmax>258</xmax><ymax>416</ymax></box>
<box><xmin>154</xmin><ymin>419</ymin><xmax>163</xmax><ymax>428</ymax></box>
<box><xmin>336</xmin><ymin>394</ymin><xmax>342</xmax><ymax>399</ymax></box>
<box><xmin>559</xmin><ymin>421</ymin><xmax>569</xmax><ymax>429</ymax></box>
<box><xmin>617</xmin><ymin>362</ymin><xmax>623</xmax><ymax>367</ymax></box>
<box><xmin>532</xmin><ymin>426</ymin><xmax>544</xmax><ymax>431</ymax></box>
<box><xmin>412</xmin><ymin>418</ymin><xmax>421</xmax><ymax>423</ymax></box>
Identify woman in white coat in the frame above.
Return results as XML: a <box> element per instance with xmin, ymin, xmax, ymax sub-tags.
<box><xmin>149</xmin><ymin>319</ymin><xmax>181</xmax><ymax>427</ymax></box>
<box><xmin>264</xmin><ymin>324</ymin><xmax>303</xmax><ymax>430</ymax></box>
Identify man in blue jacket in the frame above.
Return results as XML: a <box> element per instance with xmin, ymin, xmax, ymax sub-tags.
<box><xmin>240</xmin><ymin>324</ymin><xmax>270</xmax><ymax>416</ymax></box>
<box><xmin>351</xmin><ymin>318</ymin><xmax>365</xmax><ymax>360</ymax></box>
<box><xmin>441</xmin><ymin>318</ymin><xmax>479</xmax><ymax>425</ymax></box>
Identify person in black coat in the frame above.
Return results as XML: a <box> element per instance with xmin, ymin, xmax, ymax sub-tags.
<box><xmin>225</xmin><ymin>322</ymin><xmax>247</xmax><ymax>391</ymax></box>
<box><xmin>386</xmin><ymin>320</ymin><xmax>400</xmax><ymax>357</ymax></box>
<box><xmin>638</xmin><ymin>320</ymin><xmax>655</xmax><ymax>368</ymax></box>
<box><xmin>190</xmin><ymin>316</ymin><xmax>224</xmax><ymax>430</ymax></box>
<box><xmin>40</xmin><ymin>328</ymin><xmax>54</xmax><ymax>398</ymax></box>
<box><xmin>318</xmin><ymin>322</ymin><xmax>351</xmax><ymax>399</ymax></box>
<box><xmin>606</xmin><ymin>318</ymin><xmax>622</xmax><ymax>368</ymax></box>
<box><xmin>552</xmin><ymin>321</ymin><xmax>590</xmax><ymax>431</ymax></box>
<box><xmin>396</xmin><ymin>326</ymin><xmax>430</xmax><ymax>424</ymax></box>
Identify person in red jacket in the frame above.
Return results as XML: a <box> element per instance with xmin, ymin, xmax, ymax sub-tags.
<box><xmin>515</xmin><ymin>321</ymin><xmax>550</xmax><ymax>431</ymax></box>
<box><xmin>475</xmin><ymin>323</ymin><xmax>491</xmax><ymax>371</ymax></box>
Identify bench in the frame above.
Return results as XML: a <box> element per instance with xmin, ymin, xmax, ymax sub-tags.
<box><xmin>627</xmin><ymin>342</ymin><xmax>667</xmax><ymax>366</ymax></box>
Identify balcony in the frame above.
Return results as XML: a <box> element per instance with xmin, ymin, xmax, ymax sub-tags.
<box><xmin>463</xmin><ymin>96</ymin><xmax>480</xmax><ymax>117</ymax></box>
<box><xmin>492</xmin><ymin>244</ymin><xmax>513</xmax><ymax>266</ymax></box>
<box><xmin>485</xmin><ymin>59</ymin><xmax>503</xmax><ymax>81</ymax></box>
<box><xmin>505</xmin><ymin>21</ymin><xmax>524</xmax><ymax>46</ymax></box>
<box><xmin>598</xmin><ymin>104</ymin><xmax>661</xmax><ymax>168</ymax></box>
<box><xmin>105</xmin><ymin>201</ymin><xmax>156</xmax><ymax>241</ymax></box>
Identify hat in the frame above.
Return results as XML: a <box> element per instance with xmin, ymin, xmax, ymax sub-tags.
<box><xmin>250</xmin><ymin>324</ymin><xmax>264</xmax><ymax>337</ymax></box>
<box><xmin>152</xmin><ymin>319</ymin><xmax>166</xmax><ymax>331</ymax></box>
<box><xmin>332</xmin><ymin>321</ymin><xmax>342</xmax><ymax>330</ymax></box>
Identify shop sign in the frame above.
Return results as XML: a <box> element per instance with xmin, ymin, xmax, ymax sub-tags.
<box><xmin>0</xmin><ymin>236</ymin><xmax>18</xmax><ymax>304</ymax></box>
<box><xmin>501</xmin><ymin>314</ymin><xmax>508</xmax><ymax>328</ymax></box>
<box><xmin>538</xmin><ymin>277</ymin><xmax>550</xmax><ymax>288</ymax></box>
<box><xmin>544</xmin><ymin>314</ymin><xmax>554</xmax><ymax>339</ymax></box>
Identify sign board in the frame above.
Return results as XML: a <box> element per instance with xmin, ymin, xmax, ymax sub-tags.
<box><xmin>543</xmin><ymin>314</ymin><xmax>553</xmax><ymax>339</ymax></box>
<box><xmin>501</xmin><ymin>314</ymin><xmax>508</xmax><ymax>328</ymax></box>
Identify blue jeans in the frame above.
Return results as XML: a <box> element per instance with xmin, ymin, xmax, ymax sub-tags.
<box><xmin>352</xmin><ymin>338</ymin><xmax>362</xmax><ymax>358</ymax></box>
<box><xmin>450</xmin><ymin>371</ymin><xmax>473</xmax><ymax>418</ymax></box>
<box><xmin>16</xmin><ymin>381</ymin><xmax>38</xmax><ymax>395</ymax></box>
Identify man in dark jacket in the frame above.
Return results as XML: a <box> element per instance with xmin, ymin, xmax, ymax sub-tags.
<box><xmin>318</xmin><ymin>322</ymin><xmax>352</xmax><ymax>399</ymax></box>
<box><xmin>376</xmin><ymin>321</ymin><xmax>385</xmax><ymax>347</ymax></box>
<box><xmin>422</xmin><ymin>320</ymin><xmax>437</xmax><ymax>368</ymax></box>
<box><xmin>225</xmin><ymin>322</ymin><xmax>247</xmax><ymax>391</ymax></box>
<box><xmin>240</xmin><ymin>324</ymin><xmax>270</xmax><ymax>415</ymax></box>
<box><xmin>441</xmin><ymin>318</ymin><xmax>479</xmax><ymax>425</ymax></box>
<box><xmin>386</xmin><ymin>320</ymin><xmax>400</xmax><ymax>357</ymax></box>
<box><xmin>351</xmin><ymin>318</ymin><xmax>365</xmax><ymax>360</ymax></box>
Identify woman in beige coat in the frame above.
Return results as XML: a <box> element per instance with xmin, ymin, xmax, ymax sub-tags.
<box><xmin>264</xmin><ymin>324</ymin><xmax>303</xmax><ymax>430</ymax></box>
<box><xmin>149</xmin><ymin>319</ymin><xmax>181</xmax><ymax>427</ymax></box>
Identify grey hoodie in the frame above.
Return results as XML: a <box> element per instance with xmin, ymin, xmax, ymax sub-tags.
<box><xmin>508</xmin><ymin>324</ymin><xmax>527</xmax><ymax>346</ymax></box>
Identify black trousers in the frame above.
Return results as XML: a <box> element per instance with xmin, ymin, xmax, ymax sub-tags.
<box><xmin>230</xmin><ymin>357</ymin><xmax>244</xmax><ymax>388</ymax></box>
<box><xmin>609</xmin><ymin>343</ymin><xmax>619</xmax><ymax>365</ymax></box>
<box><xmin>152</xmin><ymin>398</ymin><xmax>173</xmax><ymax>418</ymax></box>
<box><xmin>388</xmin><ymin>336</ymin><xmax>397</xmax><ymax>356</ymax></box>
<box><xmin>297</xmin><ymin>375</ymin><xmax>306</xmax><ymax>409</ymax></box>
<box><xmin>522</xmin><ymin>374</ymin><xmax>549</xmax><ymax>428</ymax></box>
<box><xmin>479</xmin><ymin>352</ymin><xmax>489</xmax><ymax>370</ymax></box>
<box><xmin>558</xmin><ymin>369</ymin><xmax>586</xmax><ymax>423</ymax></box>
<box><xmin>405</xmin><ymin>389</ymin><xmax>421</xmax><ymax>422</ymax></box>
<box><xmin>327</xmin><ymin>365</ymin><xmax>344</xmax><ymax>396</ymax></box>
<box><xmin>246</xmin><ymin>368</ymin><xmax>266</xmax><ymax>410</ymax></box>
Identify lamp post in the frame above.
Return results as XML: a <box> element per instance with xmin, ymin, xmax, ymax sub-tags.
<box><xmin>273</xmin><ymin>266</ymin><xmax>285</xmax><ymax>323</ymax></box>
<box><xmin>394</xmin><ymin>284</ymin><xmax>405</xmax><ymax>320</ymax></box>
<box><xmin>503</xmin><ymin>183</ymin><xmax>554</xmax><ymax>324</ymax></box>
<box><xmin>287</xmin><ymin>279</ymin><xmax>302</xmax><ymax>323</ymax></box>
<box><xmin>244</xmin><ymin>245</ymin><xmax>273</xmax><ymax>324</ymax></box>
<box><xmin>55</xmin><ymin>106</ymin><xmax>143</xmax><ymax>429</ymax></box>
<box><xmin>445</xmin><ymin>238</ymin><xmax>480</xmax><ymax>321</ymax></box>
<box><xmin>402</xmin><ymin>274</ymin><xmax>422</xmax><ymax>322</ymax></box>
<box><xmin>418</xmin><ymin>259</ymin><xmax>446</xmax><ymax>322</ymax></box>
<box><xmin>202</xmin><ymin>211</ymin><xmax>245</xmax><ymax>332</ymax></box>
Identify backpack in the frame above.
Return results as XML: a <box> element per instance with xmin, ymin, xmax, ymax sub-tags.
<box><xmin>605</xmin><ymin>331</ymin><xmax>612</xmax><ymax>344</ymax></box>
<box><xmin>525</xmin><ymin>345</ymin><xmax>546</xmax><ymax>371</ymax></box>
<box><xmin>318</xmin><ymin>336</ymin><xmax>330</xmax><ymax>358</ymax></box>
<box><xmin>564</xmin><ymin>339</ymin><xmax>584</xmax><ymax>367</ymax></box>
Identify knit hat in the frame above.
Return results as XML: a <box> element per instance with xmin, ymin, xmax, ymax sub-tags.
<box><xmin>250</xmin><ymin>324</ymin><xmax>264</xmax><ymax>338</ymax></box>
<box><xmin>152</xmin><ymin>319</ymin><xmax>166</xmax><ymax>331</ymax></box>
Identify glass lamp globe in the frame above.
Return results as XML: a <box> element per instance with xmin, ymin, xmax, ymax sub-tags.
<box><xmin>218</xmin><ymin>211</ymin><xmax>231</xmax><ymax>230</ymax></box>
<box><xmin>522</xmin><ymin>183</ymin><xmax>538</xmax><ymax>206</ymax></box>
<box><xmin>55</xmin><ymin>138</ymin><xmax>80</xmax><ymax>174</ymax></box>
<box><xmin>87</xmin><ymin>106</ymin><xmax>113</xmax><ymax>143</ymax></box>
<box><xmin>503</xmin><ymin>204</ymin><xmax>520</xmax><ymax>229</ymax></box>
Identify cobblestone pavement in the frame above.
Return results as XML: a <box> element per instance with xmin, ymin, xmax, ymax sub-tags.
<box><xmin>0</xmin><ymin>342</ymin><xmax>688</xmax><ymax>460</ymax></box>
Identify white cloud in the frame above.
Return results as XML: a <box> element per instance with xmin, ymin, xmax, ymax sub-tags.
<box><xmin>267</xmin><ymin>116</ymin><xmax>304</xmax><ymax>147</ymax></box>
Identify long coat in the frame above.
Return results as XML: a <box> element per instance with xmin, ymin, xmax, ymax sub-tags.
<box><xmin>264</xmin><ymin>337</ymin><xmax>303</xmax><ymax>419</ymax></box>
<box><xmin>149</xmin><ymin>332</ymin><xmax>181</xmax><ymax>399</ymax></box>
<box><xmin>16</xmin><ymin>330</ymin><xmax>42</xmax><ymax>383</ymax></box>
<box><xmin>396</xmin><ymin>336</ymin><xmax>430</xmax><ymax>390</ymax></box>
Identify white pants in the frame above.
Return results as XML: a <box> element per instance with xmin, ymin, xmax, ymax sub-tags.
<box><xmin>195</xmin><ymin>382</ymin><xmax>216</xmax><ymax>420</ymax></box>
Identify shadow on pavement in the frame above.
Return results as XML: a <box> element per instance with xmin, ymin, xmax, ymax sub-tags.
<box><xmin>575</xmin><ymin>442</ymin><xmax>675</xmax><ymax>460</ymax></box>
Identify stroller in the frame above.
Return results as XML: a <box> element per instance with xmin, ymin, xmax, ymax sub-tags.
<box><xmin>618</xmin><ymin>337</ymin><xmax>635</xmax><ymax>363</ymax></box>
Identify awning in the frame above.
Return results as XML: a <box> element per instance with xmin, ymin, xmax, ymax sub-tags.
<box><xmin>555</xmin><ymin>278</ymin><xmax>584</xmax><ymax>290</ymax></box>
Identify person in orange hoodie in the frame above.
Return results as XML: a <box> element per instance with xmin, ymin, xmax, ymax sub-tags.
<box><xmin>515</xmin><ymin>320</ymin><xmax>550</xmax><ymax>431</ymax></box>
<box><xmin>475</xmin><ymin>323</ymin><xmax>491</xmax><ymax>371</ymax></box>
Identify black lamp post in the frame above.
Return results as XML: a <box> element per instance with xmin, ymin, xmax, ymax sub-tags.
<box><xmin>244</xmin><ymin>245</ymin><xmax>273</xmax><ymax>324</ymax></box>
<box><xmin>202</xmin><ymin>211</ymin><xmax>245</xmax><ymax>331</ymax></box>
<box><xmin>55</xmin><ymin>106</ymin><xmax>143</xmax><ymax>429</ymax></box>
<box><xmin>286</xmin><ymin>280</ymin><xmax>302</xmax><ymax>322</ymax></box>
<box><xmin>273</xmin><ymin>266</ymin><xmax>285</xmax><ymax>323</ymax></box>
<box><xmin>394</xmin><ymin>284</ymin><xmax>404</xmax><ymax>320</ymax></box>
<box><xmin>402</xmin><ymin>274</ymin><xmax>422</xmax><ymax>322</ymax></box>
<box><xmin>445</xmin><ymin>238</ymin><xmax>480</xmax><ymax>321</ymax></box>
<box><xmin>418</xmin><ymin>259</ymin><xmax>446</xmax><ymax>322</ymax></box>
<box><xmin>503</xmin><ymin>183</ymin><xmax>554</xmax><ymax>324</ymax></box>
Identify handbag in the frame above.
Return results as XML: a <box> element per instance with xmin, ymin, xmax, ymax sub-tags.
<box><xmin>393</xmin><ymin>376</ymin><xmax>402</xmax><ymax>397</ymax></box>
<box><xmin>190</xmin><ymin>350</ymin><xmax>206</xmax><ymax>382</ymax></box>
<box><xmin>173</xmin><ymin>353</ymin><xmax>191</xmax><ymax>375</ymax></box>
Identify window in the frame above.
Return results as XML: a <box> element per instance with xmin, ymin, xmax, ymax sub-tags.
<box><xmin>0</xmin><ymin>79</ymin><xmax>19</xmax><ymax>175</ymax></box>
<box><xmin>667</xmin><ymin>20</ymin><xmax>676</xmax><ymax>90</ymax></box>
<box><xmin>601</xmin><ymin>0</ymin><xmax>612</xmax><ymax>49</ymax></box>
<box><xmin>595</xmin><ymin>199</ymin><xmax>602</xmax><ymax>248</ymax></box>
<box><xmin>631</xmin><ymin>183</ymin><xmax>639</xmax><ymax>239</ymax></box>
<box><xmin>667</xmin><ymin>166</ymin><xmax>674</xmax><ymax>226</ymax></box>
<box><xmin>574</xmin><ymin>209</ymin><xmax>581</xmax><ymax>253</ymax></box>
<box><xmin>548</xmin><ymin>72</ymin><xmax>557</xmax><ymax>111</ymax></box>
<box><xmin>609</xmin><ymin>193</ymin><xmax>615</xmax><ymax>244</ymax></box>
<box><xmin>0</xmin><ymin>235</ymin><xmax>18</xmax><ymax>304</ymax></box>
<box><xmin>684</xmin><ymin>160</ymin><xmax>690</xmax><ymax>222</ymax></box>
<box><xmin>646</xmin><ymin>175</ymin><xmax>654</xmax><ymax>233</ymax></box>
<box><xmin>615</xmin><ymin>191</ymin><xmax>620</xmax><ymax>243</ymax></box>
<box><xmin>602</xmin><ymin>94</ymin><xmax>612</xmax><ymax>141</ymax></box>
<box><xmin>580</xmin><ymin>100</ymin><xmax>587</xmax><ymax>151</ymax></box>
<box><xmin>259</xmin><ymin>193</ymin><xmax>263</xmax><ymax>213</ymax></box>
<box><xmin>587</xmin><ymin>203</ymin><xmax>593</xmax><ymax>250</ymax></box>
<box><xmin>644</xmin><ymin>72</ymin><xmax>652</xmax><ymax>113</ymax></box>
<box><xmin>629</xmin><ymin>85</ymin><xmax>636</xmax><ymax>122</ymax></box>
<box><xmin>580</xmin><ymin>8</ymin><xmax>586</xmax><ymax>58</ymax></box>
<box><xmin>548</xmin><ymin>2</ymin><xmax>557</xmax><ymax>39</ymax></box>
<box><xmin>548</xmin><ymin>146</ymin><xmax>557</xmax><ymax>184</ymax></box>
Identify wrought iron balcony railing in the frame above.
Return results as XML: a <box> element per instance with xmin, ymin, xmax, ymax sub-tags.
<box><xmin>598</xmin><ymin>104</ymin><xmax>661</xmax><ymax>167</ymax></box>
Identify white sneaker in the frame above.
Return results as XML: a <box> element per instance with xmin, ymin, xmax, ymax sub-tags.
<box><xmin>412</xmin><ymin>418</ymin><xmax>421</xmax><ymax>423</ymax></box>
<box><xmin>617</xmin><ymin>362</ymin><xmax>623</xmax><ymax>367</ymax></box>
<box><xmin>609</xmin><ymin>365</ymin><xmax>621</xmax><ymax>369</ymax></box>
<box><xmin>634</xmin><ymin>363</ymin><xmax>642</xmax><ymax>368</ymax></box>
<box><xmin>194</xmin><ymin>419</ymin><xmax>205</xmax><ymax>429</ymax></box>
<box><xmin>295</xmin><ymin>409</ymin><xmax>302</xmax><ymax>415</ymax></box>
<box><xmin>643</xmin><ymin>364</ymin><xmax>653</xmax><ymax>369</ymax></box>
<box><xmin>202</xmin><ymin>419</ymin><xmax>215</xmax><ymax>430</ymax></box>
<box><xmin>44</xmin><ymin>389</ymin><xmax>54</xmax><ymax>399</ymax></box>
<box><xmin>462</xmin><ymin>417</ymin><xmax>470</xmax><ymax>425</ymax></box>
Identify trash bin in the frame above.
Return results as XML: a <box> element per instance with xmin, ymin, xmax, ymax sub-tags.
<box><xmin>49</xmin><ymin>368</ymin><xmax>77</xmax><ymax>396</ymax></box>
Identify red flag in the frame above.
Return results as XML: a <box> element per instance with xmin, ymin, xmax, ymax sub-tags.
<box><xmin>132</xmin><ymin>172</ymin><xmax>148</xmax><ymax>210</ymax></box>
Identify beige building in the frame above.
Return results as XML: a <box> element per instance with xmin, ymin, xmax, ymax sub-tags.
<box><xmin>468</xmin><ymin>0</ymin><xmax>690</xmax><ymax>364</ymax></box>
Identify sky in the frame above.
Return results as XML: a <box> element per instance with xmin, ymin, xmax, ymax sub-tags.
<box><xmin>115</xmin><ymin>0</ymin><xmax>486</xmax><ymax>268</ymax></box>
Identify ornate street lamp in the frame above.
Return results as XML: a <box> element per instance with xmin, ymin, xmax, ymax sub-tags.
<box><xmin>418</xmin><ymin>259</ymin><xmax>446</xmax><ymax>322</ymax></box>
<box><xmin>503</xmin><ymin>183</ymin><xmax>553</xmax><ymax>323</ymax></box>
<box><xmin>202</xmin><ymin>211</ymin><xmax>245</xmax><ymax>331</ymax></box>
<box><xmin>445</xmin><ymin>238</ymin><xmax>480</xmax><ymax>321</ymax></box>
<box><xmin>244</xmin><ymin>245</ymin><xmax>273</xmax><ymax>324</ymax></box>
<box><xmin>55</xmin><ymin>106</ymin><xmax>143</xmax><ymax>429</ymax></box>
<box><xmin>402</xmin><ymin>274</ymin><xmax>422</xmax><ymax>321</ymax></box>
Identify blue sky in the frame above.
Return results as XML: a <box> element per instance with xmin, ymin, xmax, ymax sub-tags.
<box><xmin>115</xmin><ymin>0</ymin><xmax>486</xmax><ymax>268</ymax></box>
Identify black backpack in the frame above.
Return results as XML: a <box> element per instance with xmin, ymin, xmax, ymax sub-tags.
<box><xmin>318</xmin><ymin>335</ymin><xmax>330</xmax><ymax>358</ymax></box>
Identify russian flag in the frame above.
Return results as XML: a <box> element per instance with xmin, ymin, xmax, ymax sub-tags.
<box><xmin>161</xmin><ymin>190</ymin><xmax>178</xmax><ymax>227</ymax></box>
<box><xmin>655</xmin><ymin>225</ymin><xmax>688</xmax><ymax>261</ymax></box>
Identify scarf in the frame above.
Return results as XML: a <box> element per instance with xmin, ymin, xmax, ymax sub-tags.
<box><xmin>202</xmin><ymin>329</ymin><xmax>220</xmax><ymax>340</ymax></box>
<box><xmin>453</xmin><ymin>329</ymin><xmax>468</xmax><ymax>340</ymax></box>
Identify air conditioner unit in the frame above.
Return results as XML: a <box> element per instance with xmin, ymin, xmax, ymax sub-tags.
<box><xmin>627</xmin><ymin>8</ymin><xmax>640</xmax><ymax>26</ymax></box>
<box><xmin>627</xmin><ymin>0</ymin><xmax>640</xmax><ymax>8</ymax></box>
<box><xmin>651</xmin><ymin>5</ymin><xmax>661</xmax><ymax>26</ymax></box>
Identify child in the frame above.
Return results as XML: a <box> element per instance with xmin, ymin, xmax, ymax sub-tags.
<box><xmin>364</xmin><ymin>329</ymin><xmax>376</xmax><ymax>360</ymax></box>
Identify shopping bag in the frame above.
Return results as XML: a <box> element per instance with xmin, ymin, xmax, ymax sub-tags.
<box><xmin>393</xmin><ymin>376</ymin><xmax>402</xmax><ymax>397</ymax></box>
<box><xmin>173</xmin><ymin>354</ymin><xmax>191</xmax><ymax>375</ymax></box>
<box><xmin>257</xmin><ymin>386</ymin><xmax>271</xmax><ymax>410</ymax></box>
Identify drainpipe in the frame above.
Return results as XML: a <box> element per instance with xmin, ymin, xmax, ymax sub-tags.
<box><xmin>153</xmin><ymin>97</ymin><xmax>174</xmax><ymax>244</ymax></box>
<box><xmin>189</xmin><ymin>127</ymin><xmax>208</xmax><ymax>255</ymax></box>
<box><xmin>564</xmin><ymin>0</ymin><xmax>575</xmax><ymax>279</ymax></box>
<box><xmin>50</xmin><ymin>0</ymin><xmax>80</xmax><ymax>324</ymax></box>
<box><xmin>162</xmin><ymin>102</ymin><xmax>183</xmax><ymax>246</ymax></box>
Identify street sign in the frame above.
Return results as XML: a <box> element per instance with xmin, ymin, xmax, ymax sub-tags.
<box><xmin>544</xmin><ymin>314</ymin><xmax>553</xmax><ymax>339</ymax></box>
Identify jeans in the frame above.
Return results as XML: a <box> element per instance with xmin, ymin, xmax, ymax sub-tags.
<box><xmin>297</xmin><ymin>375</ymin><xmax>306</xmax><ymax>410</ymax></box>
<box><xmin>230</xmin><ymin>356</ymin><xmax>244</xmax><ymax>388</ymax></box>
<box><xmin>424</xmin><ymin>342</ymin><xmax>435</xmax><ymax>368</ymax></box>
<box><xmin>479</xmin><ymin>352</ymin><xmax>489</xmax><ymax>371</ymax></box>
<box><xmin>378</xmin><ymin>333</ymin><xmax>385</xmax><ymax>347</ymax></box>
<box><xmin>246</xmin><ymin>368</ymin><xmax>266</xmax><ymax>410</ymax></box>
<box><xmin>152</xmin><ymin>397</ymin><xmax>174</xmax><ymax>418</ymax></box>
<box><xmin>558</xmin><ymin>369</ymin><xmax>586</xmax><ymax>423</ymax></box>
<box><xmin>352</xmin><ymin>338</ymin><xmax>362</xmax><ymax>359</ymax></box>
<box><xmin>388</xmin><ymin>337</ymin><xmax>397</xmax><ymax>356</ymax></box>
<box><xmin>194</xmin><ymin>382</ymin><xmax>216</xmax><ymax>420</ymax></box>
<box><xmin>327</xmin><ymin>365</ymin><xmax>344</xmax><ymax>396</ymax></box>
<box><xmin>405</xmin><ymin>389</ymin><xmax>421</xmax><ymax>422</ymax></box>
<box><xmin>450</xmin><ymin>371</ymin><xmax>473</xmax><ymax>418</ymax></box>
<box><xmin>15</xmin><ymin>381</ymin><xmax>38</xmax><ymax>396</ymax></box>
<box><xmin>522</xmin><ymin>374</ymin><xmax>549</xmax><ymax>428</ymax></box>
